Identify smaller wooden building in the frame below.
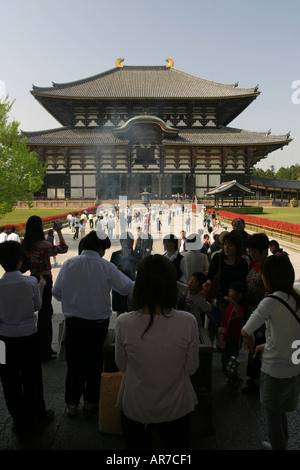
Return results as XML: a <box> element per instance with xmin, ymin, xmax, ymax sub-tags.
<box><xmin>206</xmin><ymin>180</ymin><xmax>253</xmax><ymax>207</ymax></box>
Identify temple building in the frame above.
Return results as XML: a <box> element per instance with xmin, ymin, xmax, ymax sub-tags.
<box><xmin>24</xmin><ymin>59</ymin><xmax>292</xmax><ymax>201</ymax></box>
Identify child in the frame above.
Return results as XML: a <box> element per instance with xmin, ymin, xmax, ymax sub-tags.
<box><xmin>219</xmin><ymin>281</ymin><xmax>247</xmax><ymax>374</ymax></box>
<box><xmin>186</xmin><ymin>272</ymin><xmax>219</xmax><ymax>335</ymax></box>
<box><xmin>0</xmin><ymin>241</ymin><xmax>54</xmax><ymax>436</ymax></box>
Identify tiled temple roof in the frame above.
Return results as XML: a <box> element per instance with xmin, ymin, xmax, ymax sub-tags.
<box><xmin>31</xmin><ymin>66</ymin><xmax>259</xmax><ymax>100</ymax></box>
<box><xmin>23</xmin><ymin>125</ymin><xmax>290</xmax><ymax>147</ymax></box>
<box><xmin>250</xmin><ymin>176</ymin><xmax>300</xmax><ymax>190</ymax></box>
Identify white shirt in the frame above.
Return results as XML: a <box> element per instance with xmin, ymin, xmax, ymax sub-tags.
<box><xmin>52</xmin><ymin>250</ymin><xmax>134</xmax><ymax>320</ymax></box>
<box><xmin>7</xmin><ymin>233</ymin><xmax>21</xmax><ymax>243</ymax></box>
<box><xmin>0</xmin><ymin>232</ymin><xmax>8</xmax><ymax>243</ymax></box>
<box><xmin>0</xmin><ymin>271</ymin><xmax>41</xmax><ymax>337</ymax></box>
<box><xmin>115</xmin><ymin>309</ymin><xmax>199</xmax><ymax>423</ymax></box>
<box><xmin>181</xmin><ymin>250</ymin><xmax>209</xmax><ymax>279</ymax></box>
<box><xmin>243</xmin><ymin>292</ymin><xmax>300</xmax><ymax>379</ymax></box>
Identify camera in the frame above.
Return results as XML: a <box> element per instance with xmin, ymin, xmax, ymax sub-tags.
<box><xmin>53</xmin><ymin>220</ymin><xmax>62</xmax><ymax>231</ymax></box>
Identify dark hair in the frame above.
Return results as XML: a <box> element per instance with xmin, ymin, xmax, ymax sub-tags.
<box><xmin>23</xmin><ymin>215</ymin><xmax>45</xmax><ymax>251</ymax></box>
<box><xmin>191</xmin><ymin>271</ymin><xmax>207</xmax><ymax>287</ymax></box>
<box><xmin>130</xmin><ymin>254</ymin><xmax>178</xmax><ymax>338</ymax></box>
<box><xmin>222</xmin><ymin>230</ymin><xmax>244</xmax><ymax>262</ymax></box>
<box><xmin>80</xmin><ymin>230</ymin><xmax>111</xmax><ymax>252</ymax></box>
<box><xmin>120</xmin><ymin>231</ymin><xmax>134</xmax><ymax>248</ymax></box>
<box><xmin>261</xmin><ymin>255</ymin><xmax>300</xmax><ymax>309</ymax></box>
<box><xmin>0</xmin><ymin>241</ymin><xmax>24</xmax><ymax>271</ymax></box>
<box><xmin>163</xmin><ymin>234</ymin><xmax>178</xmax><ymax>250</ymax></box>
<box><xmin>247</xmin><ymin>233</ymin><xmax>269</xmax><ymax>253</ymax></box>
<box><xmin>269</xmin><ymin>239</ymin><xmax>279</xmax><ymax>249</ymax></box>
<box><xmin>232</xmin><ymin>218</ymin><xmax>245</xmax><ymax>228</ymax></box>
<box><xmin>230</xmin><ymin>281</ymin><xmax>247</xmax><ymax>301</ymax></box>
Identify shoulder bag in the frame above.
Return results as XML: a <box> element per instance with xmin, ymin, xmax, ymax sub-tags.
<box><xmin>268</xmin><ymin>295</ymin><xmax>300</xmax><ymax>325</ymax></box>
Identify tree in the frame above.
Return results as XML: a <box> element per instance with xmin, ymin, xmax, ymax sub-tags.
<box><xmin>0</xmin><ymin>97</ymin><xmax>46</xmax><ymax>217</ymax></box>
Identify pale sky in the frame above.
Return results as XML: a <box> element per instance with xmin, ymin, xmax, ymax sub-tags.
<box><xmin>1</xmin><ymin>0</ymin><xmax>299</xmax><ymax>171</ymax></box>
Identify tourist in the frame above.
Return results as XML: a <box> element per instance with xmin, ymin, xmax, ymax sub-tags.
<box><xmin>115</xmin><ymin>254</ymin><xmax>199</xmax><ymax>450</ymax></box>
<box><xmin>185</xmin><ymin>271</ymin><xmax>217</xmax><ymax>332</ymax></box>
<box><xmin>0</xmin><ymin>241</ymin><xmax>54</xmax><ymax>435</ymax></box>
<box><xmin>79</xmin><ymin>218</ymin><xmax>86</xmax><ymax>239</ymax></box>
<box><xmin>200</xmin><ymin>234</ymin><xmax>211</xmax><ymax>259</ymax></box>
<box><xmin>7</xmin><ymin>227</ymin><xmax>21</xmax><ymax>243</ymax></box>
<box><xmin>269</xmin><ymin>239</ymin><xmax>289</xmax><ymax>256</ymax></box>
<box><xmin>242</xmin><ymin>233</ymin><xmax>269</xmax><ymax>395</ymax></box>
<box><xmin>0</xmin><ymin>227</ymin><xmax>8</xmax><ymax>243</ymax></box>
<box><xmin>22</xmin><ymin>216</ymin><xmax>68</xmax><ymax>362</ymax></box>
<box><xmin>206</xmin><ymin>231</ymin><xmax>248</xmax><ymax>344</ymax></box>
<box><xmin>219</xmin><ymin>281</ymin><xmax>247</xmax><ymax>374</ymax></box>
<box><xmin>163</xmin><ymin>234</ymin><xmax>189</xmax><ymax>284</ymax></box>
<box><xmin>133</xmin><ymin>226</ymin><xmax>143</xmax><ymax>256</ymax></box>
<box><xmin>141</xmin><ymin>229</ymin><xmax>153</xmax><ymax>258</ymax></box>
<box><xmin>88</xmin><ymin>212</ymin><xmax>94</xmax><ymax>229</ymax></box>
<box><xmin>107</xmin><ymin>215</ymin><xmax>116</xmax><ymax>239</ymax></box>
<box><xmin>46</xmin><ymin>229</ymin><xmax>58</xmax><ymax>267</ymax></box>
<box><xmin>179</xmin><ymin>230</ymin><xmax>187</xmax><ymax>253</ymax></box>
<box><xmin>73</xmin><ymin>213</ymin><xmax>80</xmax><ymax>239</ymax></box>
<box><xmin>181</xmin><ymin>233</ymin><xmax>209</xmax><ymax>279</ymax></box>
<box><xmin>110</xmin><ymin>232</ymin><xmax>141</xmax><ymax>316</ymax></box>
<box><xmin>67</xmin><ymin>212</ymin><xmax>73</xmax><ymax>229</ymax></box>
<box><xmin>241</xmin><ymin>254</ymin><xmax>300</xmax><ymax>450</ymax></box>
<box><xmin>231</xmin><ymin>218</ymin><xmax>249</xmax><ymax>255</ymax></box>
<box><xmin>52</xmin><ymin>231</ymin><xmax>134</xmax><ymax>417</ymax></box>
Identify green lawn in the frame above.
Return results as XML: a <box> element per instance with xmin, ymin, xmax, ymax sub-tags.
<box><xmin>0</xmin><ymin>208</ymin><xmax>84</xmax><ymax>226</ymax></box>
<box><xmin>246</xmin><ymin>207</ymin><xmax>300</xmax><ymax>225</ymax></box>
<box><xmin>1</xmin><ymin>205</ymin><xmax>299</xmax><ymax>227</ymax></box>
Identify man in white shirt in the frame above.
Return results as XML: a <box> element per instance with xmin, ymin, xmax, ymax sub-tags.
<box><xmin>73</xmin><ymin>214</ymin><xmax>80</xmax><ymax>240</ymax></box>
<box><xmin>163</xmin><ymin>234</ymin><xmax>189</xmax><ymax>285</ymax></box>
<box><xmin>179</xmin><ymin>230</ymin><xmax>187</xmax><ymax>253</ymax></box>
<box><xmin>52</xmin><ymin>230</ymin><xmax>134</xmax><ymax>417</ymax></box>
<box><xmin>0</xmin><ymin>227</ymin><xmax>8</xmax><ymax>243</ymax></box>
<box><xmin>181</xmin><ymin>233</ymin><xmax>209</xmax><ymax>279</ymax></box>
<box><xmin>7</xmin><ymin>227</ymin><xmax>21</xmax><ymax>243</ymax></box>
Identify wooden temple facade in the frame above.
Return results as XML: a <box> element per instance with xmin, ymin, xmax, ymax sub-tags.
<box><xmin>24</xmin><ymin>59</ymin><xmax>292</xmax><ymax>201</ymax></box>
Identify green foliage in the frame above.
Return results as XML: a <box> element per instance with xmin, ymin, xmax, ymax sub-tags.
<box><xmin>220</xmin><ymin>206</ymin><xmax>263</xmax><ymax>214</ymax></box>
<box><xmin>252</xmin><ymin>163</ymin><xmax>300</xmax><ymax>181</ymax></box>
<box><xmin>0</xmin><ymin>97</ymin><xmax>46</xmax><ymax>217</ymax></box>
<box><xmin>291</xmin><ymin>198</ymin><xmax>298</xmax><ymax>207</ymax></box>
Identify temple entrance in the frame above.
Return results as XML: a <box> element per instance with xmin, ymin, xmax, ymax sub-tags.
<box><xmin>140</xmin><ymin>174</ymin><xmax>152</xmax><ymax>194</ymax></box>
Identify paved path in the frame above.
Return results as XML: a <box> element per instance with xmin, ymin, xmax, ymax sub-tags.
<box><xmin>0</xmin><ymin>210</ymin><xmax>299</xmax><ymax>451</ymax></box>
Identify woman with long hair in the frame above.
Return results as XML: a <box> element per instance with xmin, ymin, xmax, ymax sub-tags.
<box><xmin>206</xmin><ymin>230</ymin><xmax>249</xmax><ymax>344</ymax></box>
<box><xmin>242</xmin><ymin>254</ymin><xmax>300</xmax><ymax>450</ymax></box>
<box><xmin>115</xmin><ymin>254</ymin><xmax>199</xmax><ymax>450</ymax></box>
<box><xmin>22</xmin><ymin>216</ymin><xmax>68</xmax><ymax>362</ymax></box>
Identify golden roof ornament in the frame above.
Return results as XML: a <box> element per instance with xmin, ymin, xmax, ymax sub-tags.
<box><xmin>165</xmin><ymin>58</ymin><xmax>174</xmax><ymax>68</ymax></box>
<box><xmin>115</xmin><ymin>58</ymin><xmax>124</xmax><ymax>68</ymax></box>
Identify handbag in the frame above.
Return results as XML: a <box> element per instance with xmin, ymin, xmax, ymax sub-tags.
<box><xmin>99</xmin><ymin>371</ymin><xmax>123</xmax><ymax>435</ymax></box>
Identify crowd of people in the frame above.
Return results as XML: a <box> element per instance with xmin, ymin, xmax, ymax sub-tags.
<box><xmin>0</xmin><ymin>210</ymin><xmax>299</xmax><ymax>450</ymax></box>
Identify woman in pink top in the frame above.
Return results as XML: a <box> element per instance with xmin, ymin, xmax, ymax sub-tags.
<box><xmin>115</xmin><ymin>254</ymin><xmax>200</xmax><ymax>450</ymax></box>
